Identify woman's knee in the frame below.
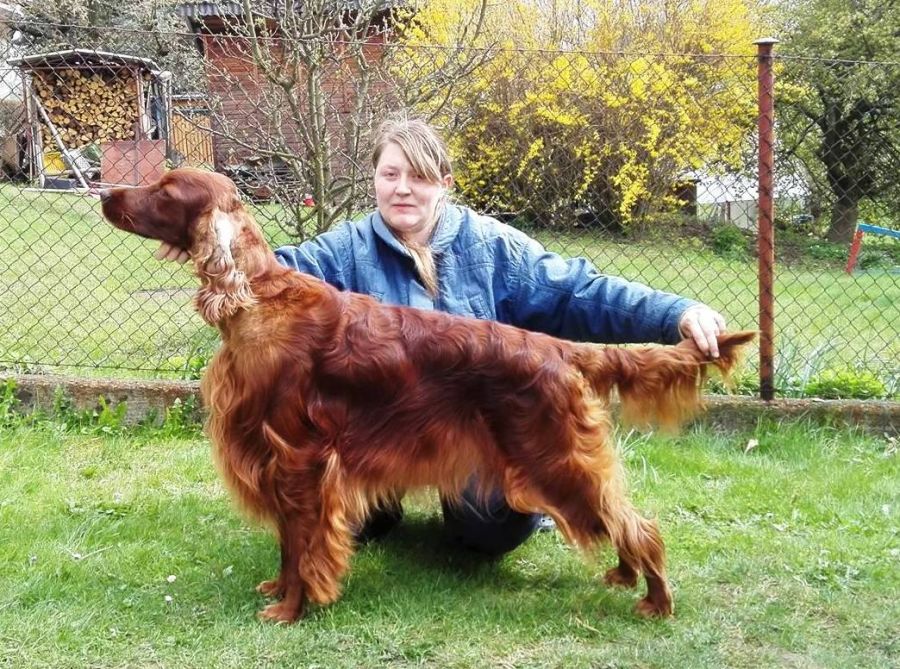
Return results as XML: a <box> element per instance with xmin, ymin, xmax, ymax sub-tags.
<box><xmin>441</xmin><ymin>488</ymin><xmax>541</xmax><ymax>557</ymax></box>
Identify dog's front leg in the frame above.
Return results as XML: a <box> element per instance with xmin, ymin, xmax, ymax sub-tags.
<box><xmin>256</xmin><ymin>539</ymin><xmax>289</xmax><ymax>599</ymax></box>
<box><xmin>258</xmin><ymin>513</ymin><xmax>308</xmax><ymax>623</ymax></box>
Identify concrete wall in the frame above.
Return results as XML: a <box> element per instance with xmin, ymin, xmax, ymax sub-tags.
<box><xmin>4</xmin><ymin>374</ymin><xmax>897</xmax><ymax>435</ymax></box>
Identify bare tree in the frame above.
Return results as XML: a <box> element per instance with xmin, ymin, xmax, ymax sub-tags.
<box><xmin>16</xmin><ymin>0</ymin><xmax>206</xmax><ymax>91</ymax></box>
<box><xmin>197</xmin><ymin>0</ymin><xmax>490</xmax><ymax>239</ymax></box>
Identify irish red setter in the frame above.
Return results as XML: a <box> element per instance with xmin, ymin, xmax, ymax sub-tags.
<box><xmin>101</xmin><ymin>168</ymin><xmax>753</xmax><ymax>623</ymax></box>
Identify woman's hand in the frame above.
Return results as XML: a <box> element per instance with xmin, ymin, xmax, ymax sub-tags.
<box><xmin>154</xmin><ymin>242</ymin><xmax>190</xmax><ymax>264</ymax></box>
<box><xmin>679</xmin><ymin>305</ymin><xmax>727</xmax><ymax>359</ymax></box>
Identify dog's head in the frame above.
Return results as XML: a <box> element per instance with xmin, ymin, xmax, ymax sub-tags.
<box><xmin>100</xmin><ymin>167</ymin><xmax>243</xmax><ymax>251</ymax></box>
<box><xmin>101</xmin><ymin>168</ymin><xmax>265</xmax><ymax>325</ymax></box>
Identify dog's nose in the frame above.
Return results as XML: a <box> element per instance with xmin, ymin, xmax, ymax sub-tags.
<box><xmin>98</xmin><ymin>189</ymin><xmax>111</xmax><ymax>202</ymax></box>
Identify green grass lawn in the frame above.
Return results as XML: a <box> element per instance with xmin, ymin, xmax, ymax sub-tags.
<box><xmin>0</xmin><ymin>417</ymin><xmax>896</xmax><ymax>668</ymax></box>
<box><xmin>0</xmin><ymin>183</ymin><xmax>897</xmax><ymax>394</ymax></box>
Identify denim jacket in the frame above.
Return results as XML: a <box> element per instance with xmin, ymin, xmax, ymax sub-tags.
<box><xmin>274</xmin><ymin>204</ymin><xmax>696</xmax><ymax>344</ymax></box>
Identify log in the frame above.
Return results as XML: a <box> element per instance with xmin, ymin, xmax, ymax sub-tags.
<box><xmin>30</xmin><ymin>91</ymin><xmax>90</xmax><ymax>188</ymax></box>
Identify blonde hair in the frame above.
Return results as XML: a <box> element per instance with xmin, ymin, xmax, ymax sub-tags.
<box><xmin>372</xmin><ymin>118</ymin><xmax>452</xmax><ymax>297</ymax></box>
<box><xmin>372</xmin><ymin>118</ymin><xmax>453</xmax><ymax>183</ymax></box>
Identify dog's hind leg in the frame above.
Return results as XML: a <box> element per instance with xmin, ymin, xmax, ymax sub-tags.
<box><xmin>602</xmin><ymin>556</ymin><xmax>640</xmax><ymax>589</ymax></box>
<box><xmin>256</xmin><ymin>541</ymin><xmax>288</xmax><ymax>599</ymax></box>
<box><xmin>532</xmin><ymin>470</ymin><xmax>673</xmax><ymax>617</ymax></box>
<box><xmin>563</xmin><ymin>477</ymin><xmax>672</xmax><ymax>616</ymax></box>
<box><xmin>507</xmin><ymin>431</ymin><xmax>673</xmax><ymax>617</ymax></box>
<box><xmin>603</xmin><ymin>508</ymin><xmax>672</xmax><ymax>617</ymax></box>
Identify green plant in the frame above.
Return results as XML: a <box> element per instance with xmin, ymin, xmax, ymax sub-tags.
<box><xmin>157</xmin><ymin>396</ymin><xmax>203</xmax><ymax>437</ymax></box>
<box><xmin>93</xmin><ymin>396</ymin><xmax>129</xmax><ymax>433</ymax></box>
<box><xmin>52</xmin><ymin>395</ymin><xmax>129</xmax><ymax>435</ymax></box>
<box><xmin>804</xmin><ymin>369</ymin><xmax>887</xmax><ymax>399</ymax></box>
<box><xmin>857</xmin><ymin>249</ymin><xmax>893</xmax><ymax>270</ymax></box>
<box><xmin>163</xmin><ymin>348</ymin><xmax>211</xmax><ymax>381</ymax></box>
<box><xmin>805</xmin><ymin>241</ymin><xmax>848</xmax><ymax>263</ymax></box>
<box><xmin>773</xmin><ymin>334</ymin><xmax>833</xmax><ymax>397</ymax></box>
<box><xmin>0</xmin><ymin>379</ymin><xmax>18</xmax><ymax>427</ymax></box>
<box><xmin>707</xmin><ymin>367</ymin><xmax>760</xmax><ymax>396</ymax></box>
<box><xmin>9</xmin><ymin>387</ymin><xmax>133</xmax><ymax>434</ymax></box>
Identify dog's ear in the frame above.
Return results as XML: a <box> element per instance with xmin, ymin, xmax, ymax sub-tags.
<box><xmin>221</xmin><ymin>185</ymin><xmax>244</xmax><ymax>214</ymax></box>
<box><xmin>193</xmin><ymin>210</ymin><xmax>256</xmax><ymax>325</ymax></box>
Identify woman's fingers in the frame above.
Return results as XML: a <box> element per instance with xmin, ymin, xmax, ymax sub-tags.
<box><xmin>154</xmin><ymin>242</ymin><xmax>190</xmax><ymax>264</ymax></box>
<box><xmin>679</xmin><ymin>306</ymin><xmax>727</xmax><ymax>359</ymax></box>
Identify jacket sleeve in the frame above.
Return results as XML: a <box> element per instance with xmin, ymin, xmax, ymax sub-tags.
<box><xmin>506</xmin><ymin>234</ymin><xmax>697</xmax><ymax>344</ymax></box>
<box><xmin>273</xmin><ymin>223</ymin><xmax>351</xmax><ymax>291</ymax></box>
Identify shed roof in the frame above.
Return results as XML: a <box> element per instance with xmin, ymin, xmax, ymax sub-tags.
<box><xmin>175</xmin><ymin>1</ymin><xmax>244</xmax><ymax>19</ymax></box>
<box><xmin>175</xmin><ymin>0</ymin><xmax>404</xmax><ymax>20</ymax></box>
<box><xmin>7</xmin><ymin>49</ymin><xmax>160</xmax><ymax>72</ymax></box>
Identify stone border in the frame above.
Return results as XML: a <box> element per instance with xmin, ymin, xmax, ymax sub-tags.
<box><xmin>702</xmin><ymin>396</ymin><xmax>898</xmax><ymax>436</ymax></box>
<box><xmin>4</xmin><ymin>374</ymin><xmax>200</xmax><ymax>425</ymax></box>
<box><xmin>3</xmin><ymin>374</ymin><xmax>898</xmax><ymax>435</ymax></box>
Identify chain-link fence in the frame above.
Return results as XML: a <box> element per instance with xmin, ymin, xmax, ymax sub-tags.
<box><xmin>1</xmin><ymin>18</ymin><xmax>897</xmax><ymax>399</ymax></box>
<box><xmin>769</xmin><ymin>52</ymin><xmax>899</xmax><ymax>399</ymax></box>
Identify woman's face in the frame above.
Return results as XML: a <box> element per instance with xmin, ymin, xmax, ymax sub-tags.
<box><xmin>374</xmin><ymin>141</ymin><xmax>452</xmax><ymax>245</ymax></box>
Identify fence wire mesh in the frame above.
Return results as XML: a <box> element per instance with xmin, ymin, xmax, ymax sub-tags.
<box><xmin>0</xmin><ymin>19</ymin><xmax>897</xmax><ymax>399</ymax></box>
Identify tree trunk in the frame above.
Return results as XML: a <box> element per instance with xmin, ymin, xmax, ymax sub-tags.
<box><xmin>826</xmin><ymin>196</ymin><xmax>859</xmax><ymax>243</ymax></box>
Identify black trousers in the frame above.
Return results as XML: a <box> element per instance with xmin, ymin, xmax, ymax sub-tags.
<box><xmin>358</xmin><ymin>480</ymin><xmax>542</xmax><ymax>557</ymax></box>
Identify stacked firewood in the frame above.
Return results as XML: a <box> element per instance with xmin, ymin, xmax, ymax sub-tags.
<box><xmin>32</xmin><ymin>69</ymin><xmax>141</xmax><ymax>149</ymax></box>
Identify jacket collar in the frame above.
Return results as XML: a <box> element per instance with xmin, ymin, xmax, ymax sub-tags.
<box><xmin>371</xmin><ymin>204</ymin><xmax>464</xmax><ymax>256</ymax></box>
<box><xmin>430</xmin><ymin>204</ymin><xmax>464</xmax><ymax>252</ymax></box>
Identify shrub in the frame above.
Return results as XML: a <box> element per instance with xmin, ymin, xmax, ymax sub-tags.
<box><xmin>803</xmin><ymin>369</ymin><xmax>887</xmax><ymax>399</ymax></box>
<box><xmin>806</xmin><ymin>241</ymin><xmax>847</xmax><ymax>263</ymax></box>
<box><xmin>710</xmin><ymin>223</ymin><xmax>749</xmax><ymax>260</ymax></box>
<box><xmin>774</xmin><ymin>335</ymin><xmax>832</xmax><ymax>397</ymax></box>
<box><xmin>857</xmin><ymin>249</ymin><xmax>893</xmax><ymax>270</ymax></box>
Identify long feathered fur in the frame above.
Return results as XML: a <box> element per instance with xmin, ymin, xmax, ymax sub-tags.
<box><xmin>101</xmin><ymin>168</ymin><xmax>755</xmax><ymax>623</ymax></box>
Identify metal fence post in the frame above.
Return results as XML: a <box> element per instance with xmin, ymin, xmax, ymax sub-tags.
<box><xmin>755</xmin><ymin>37</ymin><xmax>778</xmax><ymax>401</ymax></box>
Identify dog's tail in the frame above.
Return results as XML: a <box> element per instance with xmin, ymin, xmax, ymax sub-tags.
<box><xmin>571</xmin><ymin>331</ymin><xmax>756</xmax><ymax>431</ymax></box>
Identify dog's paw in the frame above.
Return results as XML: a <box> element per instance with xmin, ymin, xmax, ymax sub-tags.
<box><xmin>256</xmin><ymin>578</ymin><xmax>283</xmax><ymax>598</ymax></box>
<box><xmin>603</xmin><ymin>566</ymin><xmax>639</xmax><ymax>589</ymax></box>
<box><xmin>635</xmin><ymin>595</ymin><xmax>674</xmax><ymax>618</ymax></box>
<box><xmin>258</xmin><ymin>600</ymin><xmax>304</xmax><ymax>624</ymax></box>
